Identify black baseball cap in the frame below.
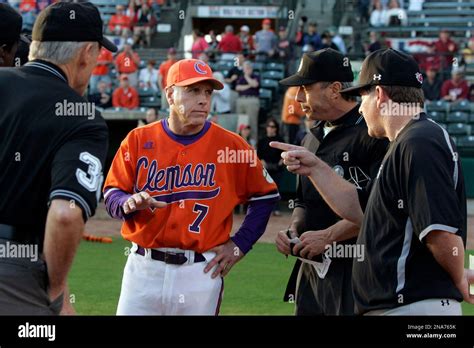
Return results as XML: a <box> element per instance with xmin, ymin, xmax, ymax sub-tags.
<box><xmin>0</xmin><ymin>3</ymin><xmax>22</xmax><ymax>43</ymax></box>
<box><xmin>341</xmin><ymin>48</ymin><xmax>423</xmax><ymax>95</ymax></box>
<box><xmin>279</xmin><ymin>48</ymin><xmax>353</xmax><ymax>86</ymax></box>
<box><xmin>32</xmin><ymin>2</ymin><xmax>117</xmax><ymax>52</ymax></box>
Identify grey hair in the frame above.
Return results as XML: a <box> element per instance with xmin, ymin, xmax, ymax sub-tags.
<box><xmin>319</xmin><ymin>81</ymin><xmax>356</xmax><ymax>101</ymax></box>
<box><xmin>29</xmin><ymin>41</ymin><xmax>93</xmax><ymax>65</ymax></box>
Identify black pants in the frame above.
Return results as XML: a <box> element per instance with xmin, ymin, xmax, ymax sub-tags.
<box><xmin>294</xmin><ymin>257</ymin><xmax>355</xmax><ymax>315</ymax></box>
<box><xmin>0</xmin><ymin>239</ymin><xmax>63</xmax><ymax>315</ymax></box>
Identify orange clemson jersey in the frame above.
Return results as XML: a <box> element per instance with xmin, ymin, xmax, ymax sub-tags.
<box><xmin>103</xmin><ymin>119</ymin><xmax>279</xmax><ymax>253</ymax></box>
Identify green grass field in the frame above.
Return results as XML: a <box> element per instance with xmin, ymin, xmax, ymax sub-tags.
<box><xmin>68</xmin><ymin>238</ymin><xmax>474</xmax><ymax>315</ymax></box>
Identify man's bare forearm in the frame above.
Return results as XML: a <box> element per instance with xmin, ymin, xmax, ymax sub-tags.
<box><xmin>326</xmin><ymin>219</ymin><xmax>360</xmax><ymax>243</ymax></box>
<box><xmin>43</xmin><ymin>199</ymin><xmax>84</xmax><ymax>300</ymax></box>
<box><xmin>308</xmin><ymin>160</ymin><xmax>364</xmax><ymax>226</ymax></box>
<box><xmin>426</xmin><ymin>230</ymin><xmax>465</xmax><ymax>287</ymax></box>
<box><xmin>288</xmin><ymin>206</ymin><xmax>306</xmax><ymax>235</ymax></box>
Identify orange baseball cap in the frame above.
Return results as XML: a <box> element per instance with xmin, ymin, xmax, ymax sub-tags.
<box><xmin>166</xmin><ymin>59</ymin><xmax>224</xmax><ymax>90</ymax></box>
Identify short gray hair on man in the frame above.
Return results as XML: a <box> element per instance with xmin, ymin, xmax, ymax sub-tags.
<box><xmin>319</xmin><ymin>81</ymin><xmax>356</xmax><ymax>102</ymax></box>
<box><xmin>29</xmin><ymin>41</ymin><xmax>93</xmax><ymax>65</ymax></box>
<box><xmin>225</xmin><ymin>25</ymin><xmax>234</xmax><ymax>33</ymax></box>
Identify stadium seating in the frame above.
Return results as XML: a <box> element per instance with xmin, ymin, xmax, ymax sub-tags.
<box><xmin>446</xmin><ymin>111</ymin><xmax>470</xmax><ymax>123</ymax></box>
<box><xmin>447</xmin><ymin>122</ymin><xmax>471</xmax><ymax>136</ymax></box>
<box><xmin>261</xmin><ymin>70</ymin><xmax>285</xmax><ymax>81</ymax></box>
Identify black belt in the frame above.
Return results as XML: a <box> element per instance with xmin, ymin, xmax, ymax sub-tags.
<box><xmin>0</xmin><ymin>224</ymin><xmax>41</xmax><ymax>245</ymax></box>
<box><xmin>135</xmin><ymin>246</ymin><xmax>206</xmax><ymax>265</ymax></box>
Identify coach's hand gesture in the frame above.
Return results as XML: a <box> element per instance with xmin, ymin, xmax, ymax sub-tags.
<box><xmin>270</xmin><ymin>141</ymin><xmax>321</xmax><ymax>177</ymax></box>
<box><xmin>122</xmin><ymin>192</ymin><xmax>167</xmax><ymax>214</ymax></box>
<box><xmin>204</xmin><ymin>239</ymin><xmax>244</xmax><ymax>278</ymax></box>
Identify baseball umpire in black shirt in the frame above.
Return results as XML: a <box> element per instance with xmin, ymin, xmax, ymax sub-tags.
<box><xmin>272</xmin><ymin>48</ymin><xmax>474</xmax><ymax>315</ymax></box>
<box><xmin>0</xmin><ymin>2</ymin><xmax>117</xmax><ymax>315</ymax></box>
<box><xmin>275</xmin><ymin>49</ymin><xmax>388</xmax><ymax>315</ymax></box>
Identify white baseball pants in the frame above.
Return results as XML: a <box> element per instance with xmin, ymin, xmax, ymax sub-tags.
<box><xmin>116</xmin><ymin>243</ymin><xmax>224</xmax><ymax>315</ymax></box>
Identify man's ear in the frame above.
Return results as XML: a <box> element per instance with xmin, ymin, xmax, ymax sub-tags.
<box><xmin>330</xmin><ymin>81</ymin><xmax>342</xmax><ymax>99</ymax></box>
<box><xmin>375</xmin><ymin>86</ymin><xmax>388</xmax><ymax>109</ymax></box>
<box><xmin>166</xmin><ymin>86</ymin><xmax>174</xmax><ymax>105</ymax></box>
<box><xmin>79</xmin><ymin>42</ymin><xmax>98</xmax><ymax>68</ymax></box>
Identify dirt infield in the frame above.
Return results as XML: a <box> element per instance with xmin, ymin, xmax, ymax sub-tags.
<box><xmin>86</xmin><ymin>203</ymin><xmax>474</xmax><ymax>250</ymax></box>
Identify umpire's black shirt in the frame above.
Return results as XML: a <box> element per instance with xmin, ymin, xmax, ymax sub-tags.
<box><xmin>296</xmin><ymin>105</ymin><xmax>388</xmax><ymax>234</ymax></box>
<box><xmin>354</xmin><ymin>113</ymin><xmax>467</xmax><ymax>314</ymax></box>
<box><xmin>0</xmin><ymin>60</ymin><xmax>108</xmax><ymax>248</ymax></box>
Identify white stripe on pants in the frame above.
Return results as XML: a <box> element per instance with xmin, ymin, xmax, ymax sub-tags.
<box><xmin>116</xmin><ymin>245</ymin><xmax>224</xmax><ymax>315</ymax></box>
<box><xmin>364</xmin><ymin>298</ymin><xmax>462</xmax><ymax>315</ymax></box>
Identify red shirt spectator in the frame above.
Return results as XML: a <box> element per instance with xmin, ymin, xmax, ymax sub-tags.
<box><xmin>158</xmin><ymin>47</ymin><xmax>177</xmax><ymax>89</ymax></box>
<box><xmin>433</xmin><ymin>30</ymin><xmax>458</xmax><ymax>68</ymax></box>
<box><xmin>108</xmin><ymin>5</ymin><xmax>132</xmax><ymax>33</ymax></box>
<box><xmin>113</xmin><ymin>75</ymin><xmax>140</xmax><ymax>109</ymax></box>
<box><xmin>19</xmin><ymin>0</ymin><xmax>36</xmax><ymax>13</ymax></box>
<box><xmin>441</xmin><ymin>69</ymin><xmax>469</xmax><ymax>102</ymax></box>
<box><xmin>218</xmin><ymin>26</ymin><xmax>242</xmax><ymax>53</ymax></box>
<box><xmin>92</xmin><ymin>47</ymin><xmax>113</xmax><ymax>76</ymax></box>
<box><xmin>191</xmin><ymin>30</ymin><xmax>209</xmax><ymax>59</ymax></box>
<box><xmin>238</xmin><ymin>25</ymin><xmax>254</xmax><ymax>52</ymax></box>
<box><xmin>115</xmin><ymin>45</ymin><xmax>140</xmax><ymax>74</ymax></box>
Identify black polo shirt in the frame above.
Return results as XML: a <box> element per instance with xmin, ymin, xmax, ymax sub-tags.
<box><xmin>0</xmin><ymin>60</ymin><xmax>108</xmax><ymax>245</ymax></box>
<box><xmin>295</xmin><ymin>105</ymin><xmax>388</xmax><ymax>236</ymax></box>
<box><xmin>353</xmin><ymin>113</ymin><xmax>467</xmax><ymax>314</ymax></box>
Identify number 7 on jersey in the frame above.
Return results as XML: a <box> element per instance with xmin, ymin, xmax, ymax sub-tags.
<box><xmin>189</xmin><ymin>203</ymin><xmax>209</xmax><ymax>234</ymax></box>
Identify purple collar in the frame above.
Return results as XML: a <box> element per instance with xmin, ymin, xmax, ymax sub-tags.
<box><xmin>161</xmin><ymin>119</ymin><xmax>212</xmax><ymax>146</ymax></box>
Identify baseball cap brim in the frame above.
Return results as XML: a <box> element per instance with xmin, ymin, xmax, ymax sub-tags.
<box><xmin>100</xmin><ymin>36</ymin><xmax>117</xmax><ymax>52</ymax></box>
<box><xmin>279</xmin><ymin>74</ymin><xmax>319</xmax><ymax>86</ymax></box>
<box><xmin>340</xmin><ymin>83</ymin><xmax>373</xmax><ymax>96</ymax></box>
<box><xmin>174</xmin><ymin>76</ymin><xmax>224</xmax><ymax>90</ymax></box>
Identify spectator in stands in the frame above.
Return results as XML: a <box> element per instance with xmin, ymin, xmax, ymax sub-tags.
<box><xmin>89</xmin><ymin>81</ymin><xmax>112</xmax><ymax>109</ymax></box>
<box><xmin>225</xmin><ymin>52</ymin><xmax>245</xmax><ymax>90</ymax></box>
<box><xmin>191</xmin><ymin>29</ymin><xmax>209</xmax><ymax>59</ymax></box>
<box><xmin>19</xmin><ymin>0</ymin><xmax>36</xmax><ymax>34</ymax></box>
<box><xmin>218</xmin><ymin>25</ymin><xmax>242</xmax><ymax>61</ymax></box>
<box><xmin>441</xmin><ymin>67</ymin><xmax>469</xmax><ymax>102</ymax></box>
<box><xmin>257</xmin><ymin>118</ymin><xmax>284</xmax><ymax>216</ymax></box>
<box><xmin>115</xmin><ymin>39</ymin><xmax>141</xmax><ymax>87</ymax></box>
<box><xmin>327</xmin><ymin>26</ymin><xmax>347</xmax><ymax>54</ymax></box>
<box><xmin>422</xmin><ymin>65</ymin><xmax>442</xmax><ymax>102</ymax></box>
<box><xmin>133</xmin><ymin>3</ymin><xmax>157</xmax><ymax>48</ymax></box>
<box><xmin>461</xmin><ymin>38</ymin><xmax>474</xmax><ymax>65</ymax></box>
<box><xmin>254</xmin><ymin>18</ymin><xmax>278</xmax><ymax>59</ymax></box>
<box><xmin>369</xmin><ymin>0</ymin><xmax>387</xmax><ymax>27</ymax></box>
<box><xmin>364</xmin><ymin>31</ymin><xmax>389</xmax><ymax>55</ymax></box>
<box><xmin>295</xmin><ymin>15</ymin><xmax>308</xmax><ymax>47</ymax></box>
<box><xmin>125</xmin><ymin>0</ymin><xmax>136</xmax><ymax>19</ymax></box>
<box><xmin>206</xmin><ymin>30</ymin><xmax>218</xmax><ymax>60</ymax></box>
<box><xmin>90</xmin><ymin>46</ymin><xmax>113</xmax><ymax>94</ymax></box>
<box><xmin>210</xmin><ymin>72</ymin><xmax>231</xmax><ymax>115</ymax></box>
<box><xmin>385</xmin><ymin>0</ymin><xmax>407</xmax><ymax>26</ymax></box>
<box><xmin>238</xmin><ymin>124</ymin><xmax>256</xmax><ymax>148</ymax></box>
<box><xmin>356</xmin><ymin>0</ymin><xmax>371</xmax><ymax>24</ymax></box>
<box><xmin>139</xmin><ymin>59</ymin><xmax>159</xmax><ymax>92</ymax></box>
<box><xmin>112</xmin><ymin>74</ymin><xmax>140</xmax><ymax>109</ymax></box>
<box><xmin>276</xmin><ymin>26</ymin><xmax>294</xmax><ymax>64</ymax></box>
<box><xmin>301</xmin><ymin>22</ymin><xmax>322</xmax><ymax>52</ymax></box>
<box><xmin>138</xmin><ymin>107</ymin><xmax>158</xmax><ymax>126</ymax></box>
<box><xmin>36</xmin><ymin>0</ymin><xmax>52</xmax><ymax>12</ymax></box>
<box><xmin>108</xmin><ymin>5</ymin><xmax>132</xmax><ymax>37</ymax></box>
<box><xmin>433</xmin><ymin>30</ymin><xmax>458</xmax><ymax>71</ymax></box>
<box><xmin>238</xmin><ymin>25</ymin><xmax>254</xmax><ymax>54</ymax></box>
<box><xmin>158</xmin><ymin>47</ymin><xmax>177</xmax><ymax>109</ymax></box>
<box><xmin>281</xmin><ymin>86</ymin><xmax>305</xmax><ymax>145</ymax></box>
<box><xmin>235</xmin><ymin>61</ymin><xmax>260</xmax><ymax>143</ymax></box>
<box><xmin>321</xmin><ymin>31</ymin><xmax>340</xmax><ymax>51</ymax></box>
